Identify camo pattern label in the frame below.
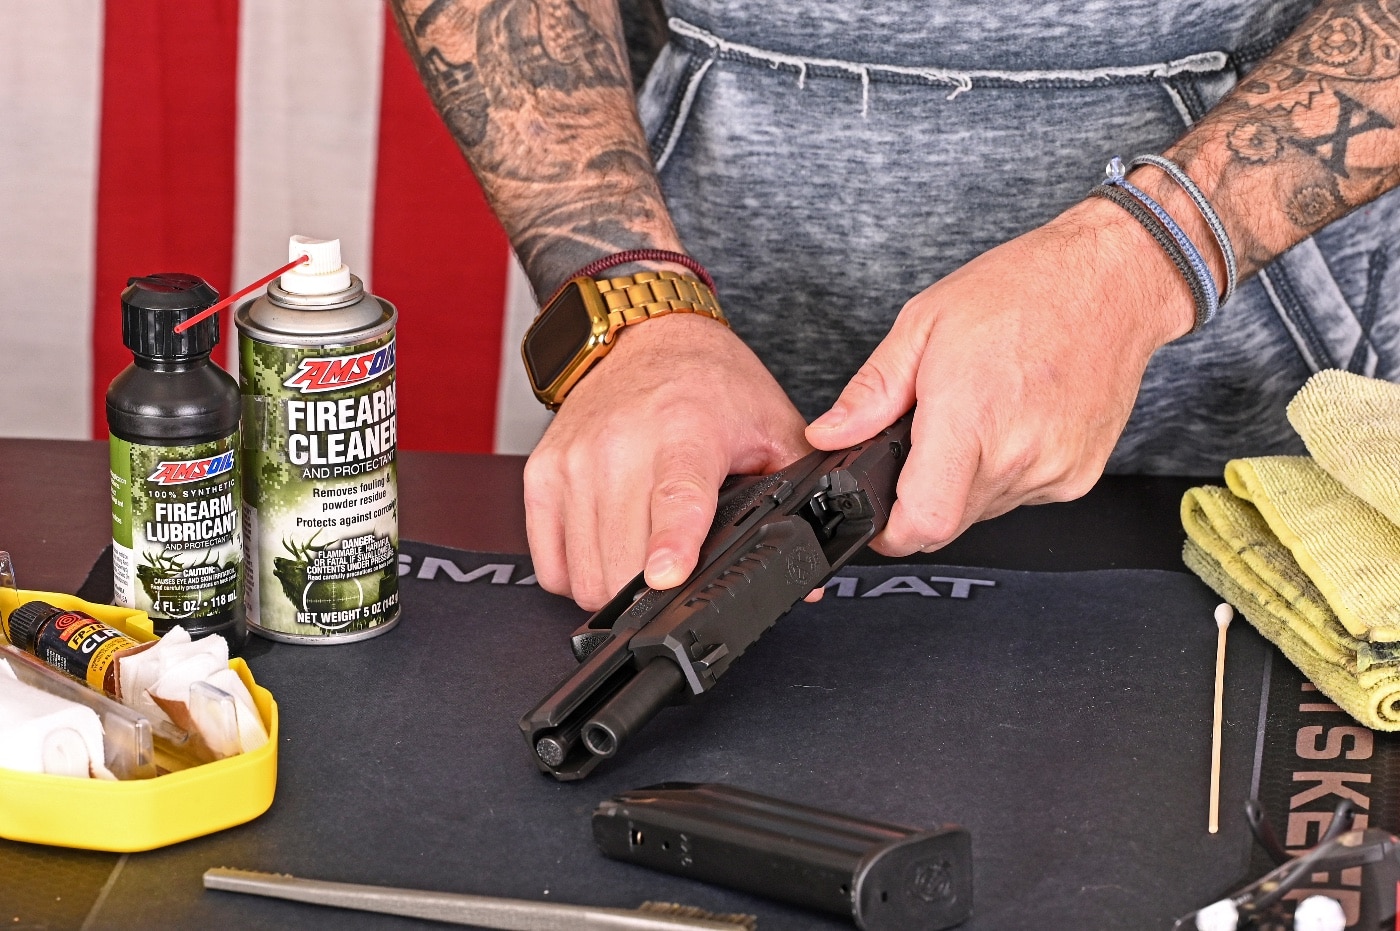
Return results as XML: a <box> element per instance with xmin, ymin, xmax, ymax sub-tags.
<box><xmin>110</xmin><ymin>433</ymin><xmax>242</xmax><ymax>627</ymax></box>
<box><xmin>239</xmin><ymin>330</ymin><xmax>399</xmax><ymax>639</ymax></box>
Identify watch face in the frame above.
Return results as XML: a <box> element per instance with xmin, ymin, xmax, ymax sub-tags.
<box><xmin>524</xmin><ymin>282</ymin><xmax>593</xmax><ymax>390</ymax></box>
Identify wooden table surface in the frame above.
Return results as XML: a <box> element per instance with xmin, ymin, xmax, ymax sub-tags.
<box><xmin>0</xmin><ymin>438</ymin><xmax>1203</xmax><ymax>595</ymax></box>
<box><xmin>0</xmin><ymin>439</ymin><xmax>530</xmax><ymax>594</ymax></box>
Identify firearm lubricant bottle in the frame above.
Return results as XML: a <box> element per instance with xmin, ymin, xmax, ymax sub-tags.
<box><xmin>236</xmin><ymin>236</ymin><xmax>400</xmax><ymax>643</ymax></box>
<box><xmin>107</xmin><ymin>274</ymin><xmax>245</xmax><ymax>650</ymax></box>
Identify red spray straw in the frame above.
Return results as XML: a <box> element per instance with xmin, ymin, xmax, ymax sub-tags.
<box><xmin>172</xmin><ymin>254</ymin><xmax>310</xmax><ymax>334</ymax></box>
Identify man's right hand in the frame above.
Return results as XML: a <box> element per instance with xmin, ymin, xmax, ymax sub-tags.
<box><xmin>523</xmin><ymin>312</ymin><xmax>811</xmax><ymax>610</ymax></box>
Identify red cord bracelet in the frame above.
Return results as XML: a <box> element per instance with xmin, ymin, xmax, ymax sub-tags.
<box><xmin>550</xmin><ymin>250</ymin><xmax>717</xmax><ymax>305</ymax></box>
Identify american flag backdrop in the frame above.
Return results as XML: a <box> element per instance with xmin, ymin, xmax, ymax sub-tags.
<box><xmin>0</xmin><ymin>0</ymin><xmax>552</xmax><ymax>454</ymax></box>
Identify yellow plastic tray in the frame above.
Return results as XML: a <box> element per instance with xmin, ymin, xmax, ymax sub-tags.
<box><xmin>0</xmin><ymin>589</ymin><xmax>278</xmax><ymax>851</ymax></box>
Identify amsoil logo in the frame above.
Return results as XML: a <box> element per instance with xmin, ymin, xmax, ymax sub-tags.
<box><xmin>147</xmin><ymin>451</ymin><xmax>235</xmax><ymax>486</ymax></box>
<box><xmin>284</xmin><ymin>340</ymin><xmax>396</xmax><ymax>394</ymax></box>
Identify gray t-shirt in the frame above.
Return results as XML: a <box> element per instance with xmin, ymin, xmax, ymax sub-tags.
<box><xmin>638</xmin><ymin>1</ymin><xmax>1400</xmax><ymax>474</ymax></box>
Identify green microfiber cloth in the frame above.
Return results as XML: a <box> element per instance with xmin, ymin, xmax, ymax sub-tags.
<box><xmin>1182</xmin><ymin>370</ymin><xmax>1400</xmax><ymax>729</ymax></box>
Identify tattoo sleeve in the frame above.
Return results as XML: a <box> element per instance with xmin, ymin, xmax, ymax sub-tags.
<box><xmin>389</xmin><ymin>0</ymin><xmax>683</xmax><ymax>297</ymax></box>
<box><xmin>1165</xmin><ymin>0</ymin><xmax>1400</xmax><ymax>277</ymax></box>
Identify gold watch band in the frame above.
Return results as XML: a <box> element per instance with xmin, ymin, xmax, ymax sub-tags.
<box><xmin>597</xmin><ymin>271</ymin><xmax>727</xmax><ymax>336</ymax></box>
<box><xmin>522</xmin><ymin>269</ymin><xmax>729</xmax><ymax>411</ymax></box>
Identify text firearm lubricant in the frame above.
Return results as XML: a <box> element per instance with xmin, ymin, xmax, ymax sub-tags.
<box><xmin>107</xmin><ymin>274</ymin><xmax>245</xmax><ymax>650</ymax></box>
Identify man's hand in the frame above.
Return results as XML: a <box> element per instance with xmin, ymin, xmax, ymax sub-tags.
<box><xmin>525</xmin><ymin>313</ymin><xmax>810</xmax><ymax>609</ymax></box>
<box><xmin>394</xmin><ymin>0</ymin><xmax>804</xmax><ymax>610</ymax></box>
<box><xmin>807</xmin><ymin>0</ymin><xmax>1400</xmax><ymax>555</ymax></box>
<box><xmin>806</xmin><ymin>196</ymin><xmax>1196</xmax><ymax>556</ymax></box>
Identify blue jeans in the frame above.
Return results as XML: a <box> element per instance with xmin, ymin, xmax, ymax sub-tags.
<box><xmin>637</xmin><ymin>2</ymin><xmax>1400</xmax><ymax>474</ymax></box>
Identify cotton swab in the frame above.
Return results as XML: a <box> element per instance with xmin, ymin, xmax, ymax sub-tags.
<box><xmin>1209</xmin><ymin>602</ymin><xmax>1234</xmax><ymax>834</ymax></box>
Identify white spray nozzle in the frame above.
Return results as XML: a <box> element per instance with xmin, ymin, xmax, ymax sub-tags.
<box><xmin>280</xmin><ymin>235</ymin><xmax>352</xmax><ymax>296</ymax></box>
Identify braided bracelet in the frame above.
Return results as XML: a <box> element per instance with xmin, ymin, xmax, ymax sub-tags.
<box><xmin>571</xmin><ymin>249</ymin><xmax>716</xmax><ymax>295</ymax></box>
<box><xmin>1101</xmin><ymin>157</ymin><xmax>1218</xmax><ymax>331</ymax></box>
<box><xmin>1089</xmin><ymin>183</ymin><xmax>1212</xmax><ymax>334</ymax></box>
<box><xmin>1129</xmin><ymin>154</ymin><xmax>1237</xmax><ymax>304</ymax></box>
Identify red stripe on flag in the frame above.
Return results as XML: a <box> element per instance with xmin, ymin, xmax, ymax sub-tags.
<box><xmin>92</xmin><ymin>1</ymin><xmax>241</xmax><ymax>438</ymax></box>
<box><xmin>373</xmin><ymin>9</ymin><xmax>510</xmax><ymax>453</ymax></box>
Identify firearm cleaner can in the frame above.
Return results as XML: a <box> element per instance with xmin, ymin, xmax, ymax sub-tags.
<box><xmin>236</xmin><ymin>236</ymin><xmax>400</xmax><ymax>643</ymax></box>
<box><xmin>107</xmin><ymin>273</ymin><xmax>245</xmax><ymax>650</ymax></box>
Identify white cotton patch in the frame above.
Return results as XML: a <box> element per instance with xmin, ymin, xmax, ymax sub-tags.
<box><xmin>0</xmin><ymin>662</ymin><xmax>113</xmax><ymax>779</ymax></box>
<box><xmin>114</xmin><ymin>627</ymin><xmax>263</xmax><ymax>760</ymax></box>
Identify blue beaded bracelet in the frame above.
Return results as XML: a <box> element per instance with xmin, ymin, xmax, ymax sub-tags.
<box><xmin>1129</xmin><ymin>154</ymin><xmax>1237</xmax><ymax>305</ymax></box>
<box><xmin>1090</xmin><ymin>184</ymin><xmax>1211</xmax><ymax>330</ymax></box>
<box><xmin>1102</xmin><ymin>157</ymin><xmax>1219</xmax><ymax>331</ymax></box>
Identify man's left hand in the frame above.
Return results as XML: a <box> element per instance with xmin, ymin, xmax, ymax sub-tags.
<box><xmin>806</xmin><ymin>195</ymin><xmax>1199</xmax><ymax>556</ymax></box>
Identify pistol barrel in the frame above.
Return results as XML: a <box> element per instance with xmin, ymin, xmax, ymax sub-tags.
<box><xmin>583</xmin><ymin>659</ymin><xmax>686</xmax><ymax>758</ymax></box>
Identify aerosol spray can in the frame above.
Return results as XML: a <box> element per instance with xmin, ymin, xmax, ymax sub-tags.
<box><xmin>107</xmin><ymin>273</ymin><xmax>244</xmax><ymax>650</ymax></box>
<box><xmin>236</xmin><ymin>236</ymin><xmax>400</xmax><ymax>643</ymax></box>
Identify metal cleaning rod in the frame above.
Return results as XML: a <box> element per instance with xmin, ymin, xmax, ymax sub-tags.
<box><xmin>203</xmin><ymin>868</ymin><xmax>756</xmax><ymax>931</ymax></box>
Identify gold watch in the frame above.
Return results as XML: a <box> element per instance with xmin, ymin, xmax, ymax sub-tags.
<box><xmin>522</xmin><ymin>270</ymin><xmax>728</xmax><ymax>410</ymax></box>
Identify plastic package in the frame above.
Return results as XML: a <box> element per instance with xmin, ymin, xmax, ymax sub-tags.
<box><xmin>0</xmin><ymin>578</ymin><xmax>278</xmax><ymax>851</ymax></box>
<box><xmin>0</xmin><ymin>646</ymin><xmax>157</xmax><ymax>779</ymax></box>
<box><xmin>188</xmin><ymin>680</ymin><xmax>241</xmax><ymax>759</ymax></box>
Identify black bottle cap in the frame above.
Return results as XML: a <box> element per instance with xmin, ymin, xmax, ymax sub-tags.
<box><xmin>121</xmin><ymin>273</ymin><xmax>221</xmax><ymax>360</ymax></box>
<box><xmin>4</xmin><ymin>600</ymin><xmax>62</xmax><ymax>652</ymax></box>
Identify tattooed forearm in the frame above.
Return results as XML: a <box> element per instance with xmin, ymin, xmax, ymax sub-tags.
<box><xmin>389</xmin><ymin>0</ymin><xmax>683</xmax><ymax>296</ymax></box>
<box><xmin>1158</xmin><ymin>0</ymin><xmax>1400</xmax><ymax>275</ymax></box>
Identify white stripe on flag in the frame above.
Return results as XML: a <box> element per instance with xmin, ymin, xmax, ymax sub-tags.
<box><xmin>494</xmin><ymin>256</ymin><xmax>552</xmax><ymax>454</ymax></box>
<box><xmin>0</xmin><ymin>2</ymin><xmax>104</xmax><ymax>438</ymax></box>
<box><xmin>230</xmin><ymin>0</ymin><xmax>385</xmax><ymax>370</ymax></box>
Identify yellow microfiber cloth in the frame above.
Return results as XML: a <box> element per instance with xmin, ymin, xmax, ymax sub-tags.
<box><xmin>1182</xmin><ymin>370</ymin><xmax>1400</xmax><ymax>730</ymax></box>
<box><xmin>1223</xmin><ymin>456</ymin><xmax>1400</xmax><ymax>641</ymax></box>
<box><xmin>1181</xmin><ymin>488</ymin><xmax>1400</xmax><ymax>729</ymax></box>
<box><xmin>1288</xmin><ymin>369</ymin><xmax>1400</xmax><ymax>526</ymax></box>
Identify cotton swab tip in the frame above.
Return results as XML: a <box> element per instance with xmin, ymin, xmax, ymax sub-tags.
<box><xmin>1214</xmin><ymin>603</ymin><xmax>1234</xmax><ymax>628</ymax></box>
<box><xmin>1193</xmin><ymin>897</ymin><xmax>1238</xmax><ymax>931</ymax></box>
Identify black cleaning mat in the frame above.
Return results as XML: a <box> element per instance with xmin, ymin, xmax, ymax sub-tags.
<box><xmin>80</xmin><ymin>541</ymin><xmax>1265</xmax><ymax>931</ymax></box>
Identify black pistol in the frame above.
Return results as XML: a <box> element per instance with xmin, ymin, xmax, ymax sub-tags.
<box><xmin>520</xmin><ymin>414</ymin><xmax>912</xmax><ymax>780</ymax></box>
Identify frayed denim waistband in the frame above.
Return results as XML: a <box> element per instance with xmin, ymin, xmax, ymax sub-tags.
<box><xmin>653</xmin><ymin>16</ymin><xmax>1233</xmax><ymax>168</ymax></box>
<box><xmin>668</xmin><ymin>16</ymin><xmax>1230</xmax><ymax>110</ymax></box>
